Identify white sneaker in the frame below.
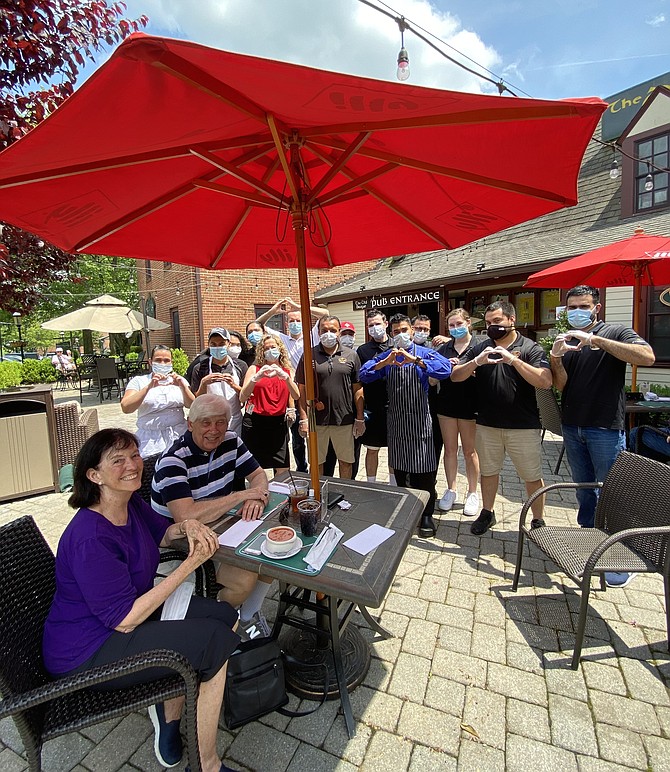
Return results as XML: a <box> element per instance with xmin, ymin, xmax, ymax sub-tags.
<box><xmin>463</xmin><ymin>492</ymin><xmax>480</xmax><ymax>517</ymax></box>
<box><xmin>438</xmin><ymin>489</ymin><xmax>457</xmax><ymax>511</ymax></box>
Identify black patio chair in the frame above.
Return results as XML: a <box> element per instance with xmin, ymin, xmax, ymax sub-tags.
<box><xmin>75</xmin><ymin>355</ymin><xmax>98</xmax><ymax>403</ymax></box>
<box><xmin>94</xmin><ymin>356</ymin><xmax>123</xmax><ymax>402</ymax></box>
<box><xmin>140</xmin><ymin>454</ymin><xmax>220</xmax><ymax>600</ymax></box>
<box><xmin>633</xmin><ymin>425</ymin><xmax>670</xmax><ymax>464</ymax></box>
<box><xmin>0</xmin><ymin>516</ymin><xmax>202</xmax><ymax>772</ymax></box>
<box><xmin>512</xmin><ymin>451</ymin><xmax>670</xmax><ymax>669</ymax></box>
<box><xmin>535</xmin><ymin>387</ymin><xmax>565</xmax><ymax>474</ymax></box>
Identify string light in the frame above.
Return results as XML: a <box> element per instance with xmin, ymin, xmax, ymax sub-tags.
<box><xmin>609</xmin><ymin>147</ymin><xmax>620</xmax><ymax>180</ymax></box>
<box><xmin>644</xmin><ymin>163</ymin><xmax>654</xmax><ymax>192</ymax></box>
<box><xmin>396</xmin><ymin>17</ymin><xmax>410</xmax><ymax>81</ymax></box>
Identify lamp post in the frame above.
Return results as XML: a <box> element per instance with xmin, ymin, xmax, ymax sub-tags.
<box><xmin>12</xmin><ymin>311</ymin><xmax>24</xmax><ymax>361</ymax></box>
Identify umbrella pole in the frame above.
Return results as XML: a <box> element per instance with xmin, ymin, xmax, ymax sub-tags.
<box><xmin>292</xmin><ymin>214</ymin><xmax>322</xmax><ymax>501</ymax></box>
<box><xmin>631</xmin><ymin>270</ymin><xmax>642</xmax><ymax>391</ymax></box>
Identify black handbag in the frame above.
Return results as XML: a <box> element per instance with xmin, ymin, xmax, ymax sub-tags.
<box><xmin>223</xmin><ymin>637</ymin><xmax>329</xmax><ymax>730</ymax></box>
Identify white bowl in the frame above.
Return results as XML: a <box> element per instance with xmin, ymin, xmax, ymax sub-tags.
<box><xmin>265</xmin><ymin>526</ymin><xmax>298</xmax><ymax>555</ymax></box>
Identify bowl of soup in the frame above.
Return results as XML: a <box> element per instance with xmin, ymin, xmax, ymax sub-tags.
<box><xmin>265</xmin><ymin>525</ymin><xmax>298</xmax><ymax>555</ymax></box>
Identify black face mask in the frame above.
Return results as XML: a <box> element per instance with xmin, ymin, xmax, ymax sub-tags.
<box><xmin>487</xmin><ymin>324</ymin><xmax>513</xmax><ymax>341</ymax></box>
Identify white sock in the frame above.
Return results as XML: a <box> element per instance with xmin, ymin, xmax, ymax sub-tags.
<box><xmin>389</xmin><ymin>474</ymin><xmax>397</xmax><ymax>486</ymax></box>
<box><xmin>367</xmin><ymin>475</ymin><xmax>376</xmax><ymax>482</ymax></box>
<box><xmin>239</xmin><ymin>580</ymin><xmax>272</xmax><ymax>621</ymax></box>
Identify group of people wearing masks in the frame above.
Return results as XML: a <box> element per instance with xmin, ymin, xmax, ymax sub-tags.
<box><xmin>42</xmin><ymin>285</ymin><xmax>655</xmax><ymax>772</ymax></box>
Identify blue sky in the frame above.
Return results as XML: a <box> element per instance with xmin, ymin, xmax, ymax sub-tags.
<box><xmin>100</xmin><ymin>0</ymin><xmax>669</xmax><ymax>100</ymax></box>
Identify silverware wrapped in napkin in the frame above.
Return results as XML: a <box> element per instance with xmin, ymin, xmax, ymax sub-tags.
<box><xmin>303</xmin><ymin>524</ymin><xmax>344</xmax><ymax>571</ymax></box>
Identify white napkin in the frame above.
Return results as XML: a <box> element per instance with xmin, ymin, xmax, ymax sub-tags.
<box><xmin>303</xmin><ymin>524</ymin><xmax>344</xmax><ymax>571</ymax></box>
<box><xmin>160</xmin><ymin>582</ymin><xmax>193</xmax><ymax>621</ymax></box>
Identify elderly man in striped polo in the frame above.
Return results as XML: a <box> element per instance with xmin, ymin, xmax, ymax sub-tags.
<box><xmin>152</xmin><ymin>393</ymin><xmax>273</xmax><ymax>640</ymax></box>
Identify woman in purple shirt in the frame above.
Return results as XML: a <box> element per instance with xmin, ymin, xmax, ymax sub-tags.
<box><xmin>43</xmin><ymin>429</ymin><xmax>240</xmax><ymax>772</ymax></box>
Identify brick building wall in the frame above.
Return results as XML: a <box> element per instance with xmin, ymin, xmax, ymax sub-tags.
<box><xmin>137</xmin><ymin>259</ymin><xmax>379</xmax><ymax>358</ymax></box>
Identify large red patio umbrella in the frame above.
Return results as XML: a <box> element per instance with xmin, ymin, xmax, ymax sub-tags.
<box><xmin>0</xmin><ymin>34</ymin><xmax>606</xmax><ymax>495</ymax></box>
<box><xmin>525</xmin><ymin>227</ymin><xmax>670</xmax><ymax>388</ymax></box>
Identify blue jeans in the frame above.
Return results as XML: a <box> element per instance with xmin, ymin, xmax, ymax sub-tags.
<box><xmin>562</xmin><ymin>425</ymin><xmax>626</xmax><ymax>527</ymax></box>
<box><xmin>629</xmin><ymin>426</ymin><xmax>670</xmax><ymax>459</ymax></box>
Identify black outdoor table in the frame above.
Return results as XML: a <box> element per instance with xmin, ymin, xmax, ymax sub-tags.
<box><xmin>211</xmin><ymin>475</ymin><xmax>428</xmax><ymax>738</ymax></box>
<box><xmin>625</xmin><ymin>400</ymin><xmax>670</xmax><ymax>435</ymax></box>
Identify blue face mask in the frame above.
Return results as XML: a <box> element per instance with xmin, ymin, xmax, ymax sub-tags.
<box><xmin>288</xmin><ymin>321</ymin><xmax>302</xmax><ymax>335</ymax></box>
<box><xmin>210</xmin><ymin>346</ymin><xmax>227</xmax><ymax>359</ymax></box>
<box><xmin>450</xmin><ymin>325</ymin><xmax>469</xmax><ymax>339</ymax></box>
<box><xmin>247</xmin><ymin>331</ymin><xmax>262</xmax><ymax>346</ymax></box>
<box><xmin>413</xmin><ymin>330</ymin><xmax>429</xmax><ymax>345</ymax></box>
<box><xmin>393</xmin><ymin>332</ymin><xmax>412</xmax><ymax>349</ymax></box>
<box><xmin>264</xmin><ymin>347</ymin><xmax>281</xmax><ymax>361</ymax></box>
<box><xmin>567</xmin><ymin>308</ymin><xmax>594</xmax><ymax>329</ymax></box>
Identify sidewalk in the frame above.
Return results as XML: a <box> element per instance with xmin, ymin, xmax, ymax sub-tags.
<box><xmin>1</xmin><ymin>389</ymin><xmax>668</xmax><ymax>771</ymax></box>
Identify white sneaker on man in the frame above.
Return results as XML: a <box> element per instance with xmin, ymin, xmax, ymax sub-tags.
<box><xmin>438</xmin><ymin>489</ymin><xmax>457</xmax><ymax>512</ymax></box>
<box><xmin>463</xmin><ymin>492</ymin><xmax>480</xmax><ymax>517</ymax></box>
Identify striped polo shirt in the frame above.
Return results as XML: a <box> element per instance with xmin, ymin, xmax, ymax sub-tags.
<box><xmin>151</xmin><ymin>430</ymin><xmax>260</xmax><ymax>518</ymax></box>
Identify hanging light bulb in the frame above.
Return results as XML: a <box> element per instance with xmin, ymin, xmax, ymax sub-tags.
<box><xmin>397</xmin><ymin>47</ymin><xmax>410</xmax><ymax>81</ymax></box>
<box><xmin>396</xmin><ymin>17</ymin><xmax>410</xmax><ymax>81</ymax></box>
<box><xmin>644</xmin><ymin>164</ymin><xmax>654</xmax><ymax>192</ymax></box>
<box><xmin>609</xmin><ymin>147</ymin><xmax>620</xmax><ymax>180</ymax></box>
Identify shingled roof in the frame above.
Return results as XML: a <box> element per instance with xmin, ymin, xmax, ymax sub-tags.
<box><xmin>316</xmin><ymin>120</ymin><xmax>670</xmax><ymax>302</ymax></box>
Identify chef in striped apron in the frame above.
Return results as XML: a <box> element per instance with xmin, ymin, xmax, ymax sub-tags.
<box><xmin>360</xmin><ymin>313</ymin><xmax>452</xmax><ymax>537</ymax></box>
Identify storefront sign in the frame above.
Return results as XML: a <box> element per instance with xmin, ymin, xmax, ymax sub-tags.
<box><xmin>602</xmin><ymin>72</ymin><xmax>670</xmax><ymax>141</ymax></box>
<box><xmin>353</xmin><ymin>288</ymin><xmax>442</xmax><ymax>311</ymax></box>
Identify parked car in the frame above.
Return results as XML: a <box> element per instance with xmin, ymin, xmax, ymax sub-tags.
<box><xmin>0</xmin><ymin>353</ymin><xmax>22</xmax><ymax>362</ymax></box>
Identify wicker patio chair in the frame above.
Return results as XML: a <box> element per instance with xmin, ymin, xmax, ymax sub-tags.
<box><xmin>0</xmin><ymin>516</ymin><xmax>202</xmax><ymax>772</ymax></box>
<box><xmin>535</xmin><ymin>387</ymin><xmax>565</xmax><ymax>474</ymax></box>
<box><xmin>53</xmin><ymin>402</ymin><xmax>99</xmax><ymax>468</ymax></box>
<box><xmin>141</xmin><ymin>454</ymin><xmax>220</xmax><ymax>600</ymax></box>
<box><xmin>512</xmin><ymin>451</ymin><xmax>670</xmax><ymax>669</ymax></box>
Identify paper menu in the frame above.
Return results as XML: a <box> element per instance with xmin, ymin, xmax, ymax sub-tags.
<box><xmin>160</xmin><ymin>582</ymin><xmax>193</xmax><ymax>621</ymax></box>
<box><xmin>342</xmin><ymin>524</ymin><xmax>395</xmax><ymax>555</ymax></box>
<box><xmin>218</xmin><ymin>518</ymin><xmax>263</xmax><ymax>548</ymax></box>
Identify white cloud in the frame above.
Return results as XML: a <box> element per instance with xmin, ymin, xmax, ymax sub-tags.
<box><xmin>646</xmin><ymin>13</ymin><xmax>666</xmax><ymax>26</ymax></box>
<box><xmin>123</xmin><ymin>0</ymin><xmax>501</xmax><ymax>93</ymax></box>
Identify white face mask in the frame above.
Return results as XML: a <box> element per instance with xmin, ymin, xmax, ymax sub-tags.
<box><xmin>413</xmin><ymin>330</ymin><xmax>429</xmax><ymax>345</ymax></box>
<box><xmin>340</xmin><ymin>335</ymin><xmax>355</xmax><ymax>348</ymax></box>
<box><xmin>152</xmin><ymin>362</ymin><xmax>172</xmax><ymax>376</ymax></box>
<box><xmin>393</xmin><ymin>332</ymin><xmax>412</xmax><ymax>349</ymax></box>
<box><xmin>320</xmin><ymin>331</ymin><xmax>338</xmax><ymax>349</ymax></box>
<box><xmin>228</xmin><ymin>345</ymin><xmax>242</xmax><ymax>359</ymax></box>
<box><xmin>368</xmin><ymin>324</ymin><xmax>386</xmax><ymax>341</ymax></box>
<box><xmin>264</xmin><ymin>347</ymin><xmax>281</xmax><ymax>362</ymax></box>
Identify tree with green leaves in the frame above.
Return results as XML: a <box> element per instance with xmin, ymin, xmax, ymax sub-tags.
<box><xmin>0</xmin><ymin>1</ymin><xmax>147</xmax><ymax>314</ymax></box>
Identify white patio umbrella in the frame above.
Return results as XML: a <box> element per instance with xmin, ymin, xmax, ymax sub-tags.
<box><xmin>41</xmin><ymin>294</ymin><xmax>169</xmax><ymax>334</ymax></box>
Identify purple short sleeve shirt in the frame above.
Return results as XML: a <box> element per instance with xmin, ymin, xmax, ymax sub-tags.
<box><xmin>42</xmin><ymin>493</ymin><xmax>170</xmax><ymax>675</ymax></box>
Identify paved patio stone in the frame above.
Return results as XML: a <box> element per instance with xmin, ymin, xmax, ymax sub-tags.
<box><xmin>1</xmin><ymin>390</ymin><xmax>668</xmax><ymax>771</ymax></box>
<box><xmin>358</xmin><ymin>730</ymin><xmax>413</xmax><ymax>771</ymax></box>
<box><xmin>594</xmin><ymin>723</ymin><xmax>647</xmax><ymax>769</ymax></box>
<box><xmin>506</xmin><ymin>698</ymin><xmax>551</xmax><ymax>744</ymax></box>
<box><xmin>457</xmin><ymin>739</ymin><xmax>505</xmax><ymax>771</ymax></box>
<box><xmin>397</xmin><ymin>703</ymin><xmax>461</xmax><ymax>755</ymax></box>
<box><xmin>589</xmin><ymin>690</ymin><xmax>661</xmax><ymax>735</ymax></box>
<box><xmin>408</xmin><ymin>744</ymin><xmax>457</xmax><ymax>771</ymax></box>
<box><xmin>548</xmin><ymin>694</ymin><xmax>598</xmax><ymax>756</ymax></box>
<box><xmin>506</xmin><ymin>734</ymin><xmax>578</xmax><ymax>772</ymax></box>
<box><xmin>387</xmin><ymin>652</ymin><xmax>431</xmax><ymax>702</ymax></box>
<box><xmin>461</xmin><ymin>686</ymin><xmax>506</xmax><ymax>750</ymax></box>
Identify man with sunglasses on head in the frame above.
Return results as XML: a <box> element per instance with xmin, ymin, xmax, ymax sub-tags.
<box><xmin>451</xmin><ymin>301</ymin><xmax>552</xmax><ymax>537</ymax></box>
<box><xmin>550</xmin><ymin>285</ymin><xmax>654</xmax><ymax>588</ymax></box>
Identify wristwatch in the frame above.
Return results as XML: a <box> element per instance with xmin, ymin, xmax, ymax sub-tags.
<box><xmin>414</xmin><ymin>356</ymin><xmax>424</xmax><ymax>368</ymax></box>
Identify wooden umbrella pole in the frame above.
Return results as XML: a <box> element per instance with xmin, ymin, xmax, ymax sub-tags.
<box><xmin>292</xmin><ymin>206</ymin><xmax>322</xmax><ymax>501</ymax></box>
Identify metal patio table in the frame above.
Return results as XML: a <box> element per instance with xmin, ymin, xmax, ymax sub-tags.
<box><xmin>211</xmin><ymin>476</ymin><xmax>427</xmax><ymax>738</ymax></box>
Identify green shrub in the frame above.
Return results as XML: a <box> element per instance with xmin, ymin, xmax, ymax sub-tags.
<box><xmin>171</xmin><ymin>348</ymin><xmax>189</xmax><ymax>376</ymax></box>
<box><xmin>20</xmin><ymin>359</ymin><xmax>58</xmax><ymax>384</ymax></box>
<box><xmin>0</xmin><ymin>361</ymin><xmax>22</xmax><ymax>389</ymax></box>
<box><xmin>125</xmin><ymin>351</ymin><xmax>139</xmax><ymax>361</ymax></box>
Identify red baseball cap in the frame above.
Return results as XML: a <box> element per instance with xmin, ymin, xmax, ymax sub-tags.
<box><xmin>341</xmin><ymin>321</ymin><xmax>355</xmax><ymax>333</ymax></box>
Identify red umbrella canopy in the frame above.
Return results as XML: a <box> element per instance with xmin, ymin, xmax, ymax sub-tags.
<box><xmin>525</xmin><ymin>229</ymin><xmax>670</xmax><ymax>291</ymax></box>
<box><xmin>0</xmin><ymin>34</ymin><xmax>606</xmax><ymax>269</ymax></box>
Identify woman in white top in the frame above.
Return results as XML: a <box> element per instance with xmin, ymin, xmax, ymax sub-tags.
<box><xmin>121</xmin><ymin>345</ymin><xmax>195</xmax><ymax>457</ymax></box>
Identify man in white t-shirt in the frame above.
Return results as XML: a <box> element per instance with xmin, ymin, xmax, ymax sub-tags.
<box><xmin>255</xmin><ymin>297</ymin><xmax>328</xmax><ymax>472</ymax></box>
<box><xmin>51</xmin><ymin>347</ymin><xmax>76</xmax><ymax>372</ymax></box>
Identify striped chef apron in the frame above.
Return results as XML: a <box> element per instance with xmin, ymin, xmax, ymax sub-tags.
<box><xmin>386</xmin><ymin>352</ymin><xmax>436</xmax><ymax>474</ymax></box>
